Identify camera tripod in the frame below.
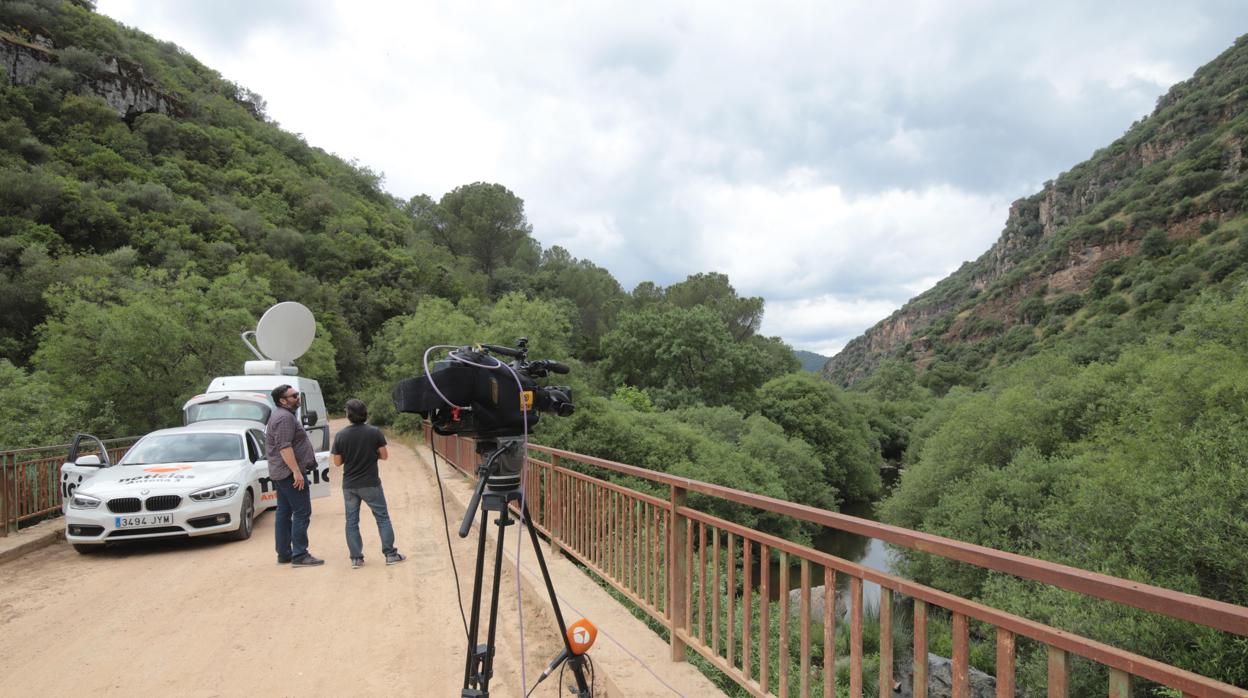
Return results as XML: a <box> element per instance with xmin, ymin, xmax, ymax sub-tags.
<box><xmin>458</xmin><ymin>437</ymin><xmax>591</xmax><ymax>698</ymax></box>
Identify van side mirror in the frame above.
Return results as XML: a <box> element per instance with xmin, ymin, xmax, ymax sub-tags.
<box><xmin>75</xmin><ymin>454</ymin><xmax>103</xmax><ymax>467</ymax></box>
<box><xmin>301</xmin><ymin>410</ymin><xmax>318</xmax><ymax>427</ymax></box>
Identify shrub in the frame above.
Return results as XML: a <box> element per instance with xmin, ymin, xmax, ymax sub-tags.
<box><xmin>1051</xmin><ymin>294</ymin><xmax>1084</xmax><ymax>316</ymax></box>
<box><xmin>1104</xmin><ymin>295</ymin><xmax>1130</xmax><ymax>315</ymax></box>
<box><xmin>1088</xmin><ymin>274</ymin><xmax>1114</xmax><ymax>299</ymax></box>
<box><xmin>1141</xmin><ymin>228</ymin><xmax>1171</xmax><ymax>258</ymax></box>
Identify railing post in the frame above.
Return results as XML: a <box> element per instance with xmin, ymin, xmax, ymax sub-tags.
<box><xmin>549</xmin><ymin>456</ymin><xmax>562</xmax><ymax>557</ymax></box>
<box><xmin>669</xmin><ymin>483</ymin><xmax>688</xmax><ymax>662</ymax></box>
<box><xmin>0</xmin><ymin>451</ymin><xmax>10</xmax><ymax>536</ymax></box>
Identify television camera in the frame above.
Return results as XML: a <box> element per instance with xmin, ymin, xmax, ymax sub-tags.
<box><xmin>392</xmin><ymin>337</ymin><xmax>573</xmax><ymax>440</ymax></box>
<box><xmin>392</xmin><ymin>339</ymin><xmax>593</xmax><ymax>697</ymax></box>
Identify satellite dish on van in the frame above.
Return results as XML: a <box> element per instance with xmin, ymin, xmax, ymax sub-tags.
<box><xmin>255</xmin><ymin>302</ymin><xmax>316</xmax><ymax>362</ymax></box>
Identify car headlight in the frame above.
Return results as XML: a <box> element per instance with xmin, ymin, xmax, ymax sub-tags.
<box><xmin>189</xmin><ymin>483</ymin><xmax>240</xmax><ymax>501</ymax></box>
<box><xmin>70</xmin><ymin>492</ymin><xmax>102</xmax><ymax>509</ymax></box>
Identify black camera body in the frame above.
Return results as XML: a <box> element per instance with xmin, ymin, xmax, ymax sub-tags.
<box><xmin>392</xmin><ymin>340</ymin><xmax>573</xmax><ymax>439</ymax></box>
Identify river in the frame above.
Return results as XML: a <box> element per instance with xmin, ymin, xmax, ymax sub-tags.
<box><xmin>761</xmin><ymin>470</ymin><xmax>901</xmax><ymax>616</ymax></box>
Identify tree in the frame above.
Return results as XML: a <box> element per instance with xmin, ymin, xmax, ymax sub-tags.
<box><xmin>531</xmin><ymin>246</ymin><xmax>626</xmax><ymax>357</ymax></box>
<box><xmin>757</xmin><ymin>372</ymin><xmax>882</xmax><ymax>502</ymax></box>
<box><xmin>434</xmin><ymin>183</ymin><xmax>538</xmax><ymax>295</ymax></box>
<box><xmin>600</xmin><ymin>304</ymin><xmax>769</xmax><ymax>409</ymax></box>
<box><xmin>664</xmin><ymin>272</ymin><xmax>764</xmax><ymax>341</ymax></box>
<box><xmin>32</xmin><ymin>265</ymin><xmax>296</xmax><ymax>435</ymax></box>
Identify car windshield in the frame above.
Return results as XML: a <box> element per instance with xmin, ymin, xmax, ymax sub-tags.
<box><xmin>120</xmin><ymin>434</ymin><xmax>243</xmax><ymax>465</ymax></box>
<box><xmin>185</xmin><ymin>400</ymin><xmax>270</xmax><ymax>424</ymax></box>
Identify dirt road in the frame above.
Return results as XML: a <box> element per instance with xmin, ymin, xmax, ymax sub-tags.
<box><xmin>0</xmin><ymin>423</ymin><xmax>721</xmax><ymax>697</ymax></box>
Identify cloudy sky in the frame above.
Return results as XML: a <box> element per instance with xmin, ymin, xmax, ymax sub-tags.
<box><xmin>96</xmin><ymin>1</ymin><xmax>1248</xmax><ymax>355</ymax></box>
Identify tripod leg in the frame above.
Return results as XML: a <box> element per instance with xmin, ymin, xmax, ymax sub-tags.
<box><xmin>522</xmin><ymin>499</ymin><xmax>592</xmax><ymax>695</ymax></box>
<box><xmin>482</xmin><ymin>500</ymin><xmax>511</xmax><ymax>693</ymax></box>
<box><xmin>463</xmin><ymin>503</ymin><xmax>492</xmax><ymax>694</ymax></box>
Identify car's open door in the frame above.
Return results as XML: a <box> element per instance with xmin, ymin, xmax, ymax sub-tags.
<box><xmin>310</xmin><ymin>451</ymin><xmax>331</xmax><ymax>500</ymax></box>
<box><xmin>60</xmin><ymin>433</ymin><xmax>112</xmax><ymax>513</ymax></box>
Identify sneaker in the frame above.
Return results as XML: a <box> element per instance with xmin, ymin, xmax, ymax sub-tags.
<box><xmin>385</xmin><ymin>552</ymin><xmax>407</xmax><ymax>566</ymax></box>
<box><xmin>291</xmin><ymin>553</ymin><xmax>325</xmax><ymax>567</ymax></box>
<box><xmin>351</xmin><ymin>557</ymin><xmax>364</xmax><ymax>569</ymax></box>
<box><xmin>277</xmin><ymin>557</ymin><xmax>292</xmax><ymax>564</ymax></box>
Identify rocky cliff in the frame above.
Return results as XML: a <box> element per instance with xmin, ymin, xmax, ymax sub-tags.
<box><xmin>1</xmin><ymin>30</ymin><xmax>183</xmax><ymax>119</ymax></box>
<box><xmin>825</xmin><ymin>35</ymin><xmax>1248</xmax><ymax>386</ymax></box>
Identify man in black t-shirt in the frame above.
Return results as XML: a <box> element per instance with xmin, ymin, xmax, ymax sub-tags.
<box><xmin>331</xmin><ymin>399</ymin><xmax>405</xmax><ymax>568</ymax></box>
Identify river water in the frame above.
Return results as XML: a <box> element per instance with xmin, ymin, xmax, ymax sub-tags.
<box><xmin>760</xmin><ymin>471</ymin><xmax>901</xmax><ymax>616</ymax></box>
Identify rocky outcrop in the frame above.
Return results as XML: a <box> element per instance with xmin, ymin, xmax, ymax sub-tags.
<box><xmin>786</xmin><ymin>585</ymin><xmax>849</xmax><ymax>620</ymax></box>
<box><xmin>892</xmin><ymin>653</ymin><xmax>998</xmax><ymax>698</ymax></box>
<box><xmin>1</xmin><ymin>31</ymin><xmax>183</xmax><ymax>119</ymax></box>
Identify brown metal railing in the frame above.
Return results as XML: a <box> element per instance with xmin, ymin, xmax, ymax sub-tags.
<box><xmin>0</xmin><ymin>437</ymin><xmax>139</xmax><ymax>535</ymax></box>
<box><xmin>426</xmin><ymin>426</ymin><xmax>1248</xmax><ymax>698</ymax></box>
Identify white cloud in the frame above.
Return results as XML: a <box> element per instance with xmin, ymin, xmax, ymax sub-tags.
<box><xmin>94</xmin><ymin>0</ymin><xmax>1248</xmax><ymax>355</ymax></box>
<box><xmin>681</xmin><ymin>177</ymin><xmax>1006</xmax><ymax>298</ymax></box>
<box><xmin>764</xmin><ymin>295</ymin><xmax>904</xmax><ymax>357</ymax></box>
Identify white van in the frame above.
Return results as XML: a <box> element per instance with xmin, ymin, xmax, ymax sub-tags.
<box><xmin>200</xmin><ymin>361</ymin><xmax>330</xmax><ymax>451</ymax></box>
<box><xmin>189</xmin><ymin>360</ymin><xmax>334</xmax><ymax>504</ymax></box>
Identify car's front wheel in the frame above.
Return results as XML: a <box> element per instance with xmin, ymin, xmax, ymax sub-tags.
<box><xmin>225</xmin><ymin>490</ymin><xmax>254</xmax><ymax>542</ymax></box>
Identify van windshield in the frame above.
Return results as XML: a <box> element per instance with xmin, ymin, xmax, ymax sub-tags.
<box><xmin>186</xmin><ymin>400</ymin><xmax>271</xmax><ymax>424</ymax></box>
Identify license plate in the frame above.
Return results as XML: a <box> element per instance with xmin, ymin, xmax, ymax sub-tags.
<box><xmin>115</xmin><ymin>514</ymin><xmax>174</xmax><ymax>528</ymax></box>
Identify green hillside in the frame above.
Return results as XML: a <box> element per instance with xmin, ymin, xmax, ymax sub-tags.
<box><xmin>830</xmin><ymin>35</ymin><xmax>1248</xmax><ymax>692</ymax></box>
<box><xmin>827</xmin><ymin>35</ymin><xmax>1248</xmax><ymax>391</ymax></box>
<box><xmin>793</xmin><ymin>349</ymin><xmax>828</xmax><ymax>372</ymax></box>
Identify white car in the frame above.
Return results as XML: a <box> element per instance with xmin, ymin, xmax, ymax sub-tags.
<box><xmin>61</xmin><ymin>423</ymin><xmax>331</xmax><ymax>554</ymax></box>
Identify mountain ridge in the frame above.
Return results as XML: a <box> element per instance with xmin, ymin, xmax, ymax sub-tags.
<box><xmin>826</xmin><ymin>34</ymin><xmax>1248</xmax><ymax>386</ymax></box>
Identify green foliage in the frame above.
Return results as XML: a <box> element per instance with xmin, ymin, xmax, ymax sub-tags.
<box><xmin>601</xmin><ymin>303</ymin><xmax>784</xmax><ymax>410</ymax></box>
<box><xmin>662</xmin><ymin>272</ymin><xmax>764</xmax><ymax>340</ymax></box>
<box><xmin>882</xmin><ymin>283</ymin><xmax>1248</xmax><ymax>687</ymax></box>
<box><xmin>425</xmin><ymin>182</ymin><xmax>538</xmax><ymax>296</ymax></box>
<box><xmin>1141</xmin><ymin>227</ymin><xmax>1172</xmax><ymax>258</ymax></box>
<box><xmin>757</xmin><ymin>373</ymin><xmax>881</xmax><ymax>502</ymax></box>
<box><xmin>530</xmin><ymin>245</ymin><xmax>626</xmax><ymax>357</ymax></box>
<box><xmin>31</xmin><ymin>265</ymin><xmax>290</xmax><ymax>435</ymax></box>
<box><xmin>1050</xmin><ymin>293</ymin><xmax>1083</xmax><ymax>316</ymax></box>
<box><xmin>534</xmin><ymin>396</ymin><xmax>824</xmax><ymax>541</ymax></box>
<box><xmin>917</xmin><ymin>360</ymin><xmax>976</xmax><ymax>397</ymax></box>
<box><xmin>0</xmin><ymin>359</ymin><xmax>108</xmax><ymax>447</ymax></box>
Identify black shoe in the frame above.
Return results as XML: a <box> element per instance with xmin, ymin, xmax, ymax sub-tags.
<box><xmin>291</xmin><ymin>553</ymin><xmax>325</xmax><ymax>567</ymax></box>
<box><xmin>351</xmin><ymin>557</ymin><xmax>364</xmax><ymax>569</ymax></box>
<box><xmin>277</xmin><ymin>556</ymin><xmax>292</xmax><ymax>564</ymax></box>
<box><xmin>385</xmin><ymin>552</ymin><xmax>407</xmax><ymax>566</ymax></box>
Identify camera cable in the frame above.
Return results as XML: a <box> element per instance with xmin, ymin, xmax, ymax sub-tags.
<box><xmin>429</xmin><ymin>446</ymin><xmax>470</xmax><ymax>641</ymax></box>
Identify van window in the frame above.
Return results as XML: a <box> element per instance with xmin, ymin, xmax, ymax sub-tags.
<box><xmin>187</xmin><ymin>400</ymin><xmax>271</xmax><ymax>424</ymax></box>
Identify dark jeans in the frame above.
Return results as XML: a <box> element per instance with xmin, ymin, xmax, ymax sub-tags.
<box><xmin>274</xmin><ymin>475</ymin><xmax>312</xmax><ymax>559</ymax></box>
<box><xmin>343</xmin><ymin>484</ymin><xmax>396</xmax><ymax>559</ymax></box>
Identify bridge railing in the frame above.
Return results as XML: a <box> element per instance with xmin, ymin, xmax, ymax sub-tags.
<box><xmin>427</xmin><ymin>426</ymin><xmax>1248</xmax><ymax>698</ymax></box>
<box><xmin>0</xmin><ymin>437</ymin><xmax>139</xmax><ymax>535</ymax></box>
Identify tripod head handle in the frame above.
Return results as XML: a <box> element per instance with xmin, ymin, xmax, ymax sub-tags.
<box><xmin>458</xmin><ymin>473</ymin><xmax>489</xmax><ymax>538</ymax></box>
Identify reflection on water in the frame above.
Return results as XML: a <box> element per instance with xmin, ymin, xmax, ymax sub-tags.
<box><xmin>759</xmin><ymin>481</ymin><xmax>901</xmax><ymax>617</ymax></box>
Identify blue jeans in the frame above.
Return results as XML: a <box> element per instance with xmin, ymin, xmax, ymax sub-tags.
<box><xmin>343</xmin><ymin>484</ymin><xmax>396</xmax><ymax>559</ymax></box>
<box><xmin>274</xmin><ymin>475</ymin><xmax>312</xmax><ymax>559</ymax></box>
